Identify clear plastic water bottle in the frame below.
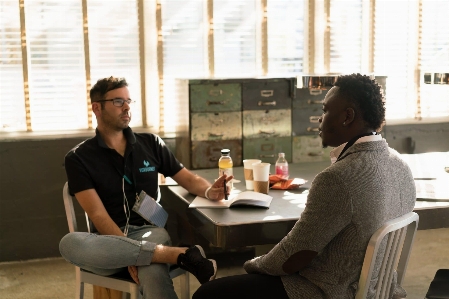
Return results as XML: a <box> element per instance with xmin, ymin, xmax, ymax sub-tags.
<box><xmin>275</xmin><ymin>152</ymin><xmax>289</xmax><ymax>179</ymax></box>
<box><xmin>218</xmin><ymin>149</ymin><xmax>233</xmax><ymax>189</ymax></box>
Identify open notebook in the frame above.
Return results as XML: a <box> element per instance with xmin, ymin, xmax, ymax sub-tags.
<box><xmin>189</xmin><ymin>191</ymin><xmax>273</xmax><ymax>209</ymax></box>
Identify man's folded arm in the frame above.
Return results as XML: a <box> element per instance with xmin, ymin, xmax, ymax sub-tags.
<box><xmin>74</xmin><ymin>188</ymin><xmax>124</xmax><ymax>236</ymax></box>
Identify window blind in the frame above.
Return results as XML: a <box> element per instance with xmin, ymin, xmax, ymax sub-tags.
<box><xmin>214</xmin><ymin>0</ymin><xmax>257</xmax><ymax>78</ymax></box>
<box><xmin>161</xmin><ymin>0</ymin><xmax>206</xmax><ymax>133</ymax></box>
<box><xmin>419</xmin><ymin>0</ymin><xmax>449</xmax><ymax>118</ymax></box>
<box><xmin>374</xmin><ymin>0</ymin><xmax>420</xmax><ymax>120</ymax></box>
<box><xmin>0</xmin><ymin>0</ymin><xmax>26</xmax><ymax>131</ymax></box>
<box><xmin>2</xmin><ymin>0</ymin><xmax>448</xmax><ymax>134</ymax></box>
<box><xmin>267</xmin><ymin>0</ymin><xmax>304</xmax><ymax>76</ymax></box>
<box><xmin>87</xmin><ymin>0</ymin><xmax>142</xmax><ymax>128</ymax></box>
<box><xmin>23</xmin><ymin>0</ymin><xmax>87</xmax><ymax>131</ymax></box>
<box><xmin>328</xmin><ymin>0</ymin><xmax>363</xmax><ymax>74</ymax></box>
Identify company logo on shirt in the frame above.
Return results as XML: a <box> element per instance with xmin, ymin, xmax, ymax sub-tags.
<box><xmin>139</xmin><ymin>160</ymin><xmax>155</xmax><ymax>172</ymax></box>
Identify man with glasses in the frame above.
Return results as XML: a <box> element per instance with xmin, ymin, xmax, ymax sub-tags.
<box><xmin>59</xmin><ymin>76</ymin><xmax>232</xmax><ymax>299</ymax></box>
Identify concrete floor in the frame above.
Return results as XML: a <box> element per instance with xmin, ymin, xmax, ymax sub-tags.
<box><xmin>1</xmin><ymin>228</ymin><xmax>448</xmax><ymax>299</ymax></box>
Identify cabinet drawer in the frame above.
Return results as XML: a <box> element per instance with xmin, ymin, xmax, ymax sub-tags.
<box><xmin>292</xmin><ymin>135</ymin><xmax>332</xmax><ymax>163</ymax></box>
<box><xmin>191</xmin><ymin>112</ymin><xmax>242</xmax><ymax>141</ymax></box>
<box><xmin>242</xmin><ymin>109</ymin><xmax>291</xmax><ymax>139</ymax></box>
<box><xmin>191</xmin><ymin>140</ymin><xmax>242</xmax><ymax>169</ymax></box>
<box><xmin>243</xmin><ymin>137</ymin><xmax>292</xmax><ymax>164</ymax></box>
<box><xmin>293</xmin><ymin>88</ymin><xmax>330</xmax><ymax>109</ymax></box>
<box><xmin>242</xmin><ymin>79</ymin><xmax>292</xmax><ymax>110</ymax></box>
<box><xmin>190</xmin><ymin>83</ymin><xmax>241</xmax><ymax>112</ymax></box>
<box><xmin>292</xmin><ymin>107</ymin><xmax>321</xmax><ymax>136</ymax></box>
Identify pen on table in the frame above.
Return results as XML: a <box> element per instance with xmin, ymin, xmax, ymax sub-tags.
<box><xmin>224</xmin><ymin>179</ymin><xmax>228</xmax><ymax>200</ymax></box>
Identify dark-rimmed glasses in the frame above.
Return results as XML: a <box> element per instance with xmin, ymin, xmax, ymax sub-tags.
<box><xmin>97</xmin><ymin>98</ymin><xmax>135</xmax><ymax>107</ymax></box>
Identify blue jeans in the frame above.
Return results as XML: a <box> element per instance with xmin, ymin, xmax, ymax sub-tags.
<box><xmin>59</xmin><ymin>225</ymin><xmax>178</xmax><ymax>299</ymax></box>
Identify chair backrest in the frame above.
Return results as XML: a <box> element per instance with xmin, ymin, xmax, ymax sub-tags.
<box><xmin>62</xmin><ymin>181</ymin><xmax>92</xmax><ymax>233</ymax></box>
<box><xmin>355</xmin><ymin>212</ymin><xmax>419</xmax><ymax>299</ymax></box>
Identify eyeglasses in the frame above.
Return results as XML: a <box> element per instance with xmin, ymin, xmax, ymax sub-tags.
<box><xmin>97</xmin><ymin>98</ymin><xmax>135</xmax><ymax>107</ymax></box>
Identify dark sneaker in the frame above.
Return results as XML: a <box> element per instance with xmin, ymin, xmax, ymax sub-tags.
<box><xmin>177</xmin><ymin>245</ymin><xmax>217</xmax><ymax>284</ymax></box>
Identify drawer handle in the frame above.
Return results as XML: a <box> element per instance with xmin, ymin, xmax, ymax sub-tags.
<box><xmin>258</xmin><ymin>100</ymin><xmax>277</xmax><ymax>106</ymax></box>
<box><xmin>309</xmin><ymin>89</ymin><xmax>323</xmax><ymax>96</ymax></box>
<box><xmin>307</xmin><ymin>127</ymin><xmax>320</xmax><ymax>132</ymax></box>
<box><xmin>259</xmin><ymin>154</ymin><xmax>275</xmax><ymax>158</ymax></box>
<box><xmin>308</xmin><ymin>151</ymin><xmax>323</xmax><ymax>157</ymax></box>
<box><xmin>259</xmin><ymin>129</ymin><xmax>276</xmax><ymax>135</ymax></box>
<box><xmin>209</xmin><ymin>89</ymin><xmax>223</xmax><ymax>96</ymax></box>
<box><xmin>260</xmin><ymin>90</ymin><xmax>274</xmax><ymax>97</ymax></box>
<box><xmin>209</xmin><ymin>157</ymin><xmax>219</xmax><ymax>162</ymax></box>
<box><xmin>261</xmin><ymin>144</ymin><xmax>274</xmax><ymax>151</ymax></box>
<box><xmin>307</xmin><ymin>99</ymin><xmax>323</xmax><ymax>105</ymax></box>
<box><xmin>309</xmin><ymin>116</ymin><xmax>321</xmax><ymax>123</ymax></box>
<box><xmin>208</xmin><ymin>132</ymin><xmax>224</xmax><ymax>137</ymax></box>
<box><xmin>207</xmin><ymin>100</ymin><xmax>225</xmax><ymax>105</ymax></box>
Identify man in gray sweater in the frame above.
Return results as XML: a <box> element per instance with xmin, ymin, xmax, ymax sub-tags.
<box><xmin>193</xmin><ymin>74</ymin><xmax>416</xmax><ymax>299</ymax></box>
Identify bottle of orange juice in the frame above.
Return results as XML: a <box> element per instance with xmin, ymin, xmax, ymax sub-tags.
<box><xmin>218</xmin><ymin>149</ymin><xmax>233</xmax><ymax>190</ymax></box>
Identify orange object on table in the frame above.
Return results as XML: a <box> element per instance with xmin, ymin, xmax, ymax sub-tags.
<box><xmin>269</xmin><ymin>175</ymin><xmax>307</xmax><ymax>190</ymax></box>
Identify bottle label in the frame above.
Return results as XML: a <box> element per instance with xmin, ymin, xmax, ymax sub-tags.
<box><xmin>275</xmin><ymin>165</ymin><xmax>289</xmax><ymax>179</ymax></box>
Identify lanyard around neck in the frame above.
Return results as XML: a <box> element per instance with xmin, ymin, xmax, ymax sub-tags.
<box><xmin>337</xmin><ymin>132</ymin><xmax>377</xmax><ymax>161</ymax></box>
<box><xmin>106</xmin><ymin>148</ymin><xmax>135</xmax><ymax>187</ymax></box>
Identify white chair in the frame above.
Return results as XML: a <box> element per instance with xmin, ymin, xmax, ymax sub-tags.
<box><xmin>356</xmin><ymin>212</ymin><xmax>419</xmax><ymax>299</ymax></box>
<box><xmin>62</xmin><ymin>182</ymin><xmax>190</xmax><ymax>299</ymax></box>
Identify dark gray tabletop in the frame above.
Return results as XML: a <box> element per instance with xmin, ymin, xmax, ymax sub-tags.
<box><xmin>166</xmin><ymin>154</ymin><xmax>449</xmax><ymax>248</ymax></box>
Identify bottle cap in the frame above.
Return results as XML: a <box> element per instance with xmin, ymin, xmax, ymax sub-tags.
<box><xmin>221</xmin><ymin>149</ymin><xmax>230</xmax><ymax>154</ymax></box>
<box><xmin>278</xmin><ymin>152</ymin><xmax>285</xmax><ymax>157</ymax></box>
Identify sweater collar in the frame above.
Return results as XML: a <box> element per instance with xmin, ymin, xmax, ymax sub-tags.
<box><xmin>330</xmin><ymin>134</ymin><xmax>383</xmax><ymax>164</ymax></box>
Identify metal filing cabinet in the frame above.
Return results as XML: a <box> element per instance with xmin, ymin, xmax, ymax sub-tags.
<box><xmin>189</xmin><ymin>80</ymin><xmax>243</xmax><ymax>169</ymax></box>
<box><xmin>242</xmin><ymin>78</ymin><xmax>294</xmax><ymax>164</ymax></box>
<box><xmin>292</xmin><ymin>76</ymin><xmax>335</xmax><ymax>163</ymax></box>
<box><xmin>183</xmin><ymin>75</ymin><xmax>385</xmax><ymax>169</ymax></box>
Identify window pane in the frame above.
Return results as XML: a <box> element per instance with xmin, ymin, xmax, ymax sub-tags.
<box><xmin>419</xmin><ymin>0</ymin><xmax>449</xmax><ymax>118</ymax></box>
<box><xmin>214</xmin><ymin>0</ymin><xmax>257</xmax><ymax>77</ymax></box>
<box><xmin>161</xmin><ymin>0</ymin><xmax>206</xmax><ymax>133</ymax></box>
<box><xmin>24</xmin><ymin>0</ymin><xmax>87</xmax><ymax>131</ymax></box>
<box><xmin>374</xmin><ymin>0</ymin><xmax>419</xmax><ymax>120</ymax></box>
<box><xmin>329</xmin><ymin>0</ymin><xmax>362</xmax><ymax>73</ymax></box>
<box><xmin>0</xmin><ymin>0</ymin><xmax>26</xmax><ymax>131</ymax></box>
<box><xmin>88</xmin><ymin>0</ymin><xmax>142</xmax><ymax>128</ymax></box>
<box><xmin>267</xmin><ymin>0</ymin><xmax>304</xmax><ymax>75</ymax></box>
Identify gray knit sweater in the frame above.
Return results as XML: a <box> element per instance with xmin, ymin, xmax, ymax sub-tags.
<box><xmin>243</xmin><ymin>140</ymin><xmax>416</xmax><ymax>299</ymax></box>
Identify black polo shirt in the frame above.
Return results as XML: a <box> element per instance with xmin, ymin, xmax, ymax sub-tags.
<box><xmin>64</xmin><ymin>127</ymin><xmax>184</xmax><ymax>228</ymax></box>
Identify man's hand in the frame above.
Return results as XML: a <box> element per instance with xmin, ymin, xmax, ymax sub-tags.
<box><xmin>128</xmin><ymin>266</ymin><xmax>139</xmax><ymax>284</ymax></box>
<box><xmin>207</xmin><ymin>174</ymin><xmax>234</xmax><ymax>201</ymax></box>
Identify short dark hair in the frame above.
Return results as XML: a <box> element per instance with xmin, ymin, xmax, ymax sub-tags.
<box><xmin>90</xmin><ymin>76</ymin><xmax>128</xmax><ymax>103</ymax></box>
<box><xmin>334</xmin><ymin>73</ymin><xmax>385</xmax><ymax>131</ymax></box>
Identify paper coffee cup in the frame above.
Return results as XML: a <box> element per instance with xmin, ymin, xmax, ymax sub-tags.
<box><xmin>252</xmin><ymin>163</ymin><xmax>270</xmax><ymax>194</ymax></box>
<box><xmin>253</xmin><ymin>180</ymin><xmax>269</xmax><ymax>194</ymax></box>
<box><xmin>243</xmin><ymin>159</ymin><xmax>262</xmax><ymax>190</ymax></box>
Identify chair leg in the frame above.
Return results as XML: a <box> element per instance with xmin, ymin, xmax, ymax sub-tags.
<box><xmin>75</xmin><ymin>268</ymin><xmax>84</xmax><ymax>299</ymax></box>
<box><xmin>180</xmin><ymin>272</ymin><xmax>190</xmax><ymax>299</ymax></box>
<box><xmin>129</xmin><ymin>286</ymin><xmax>140</xmax><ymax>299</ymax></box>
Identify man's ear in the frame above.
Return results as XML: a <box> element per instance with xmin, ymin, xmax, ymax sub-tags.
<box><xmin>92</xmin><ymin>102</ymin><xmax>101</xmax><ymax>115</ymax></box>
<box><xmin>343</xmin><ymin>107</ymin><xmax>355</xmax><ymax>126</ymax></box>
